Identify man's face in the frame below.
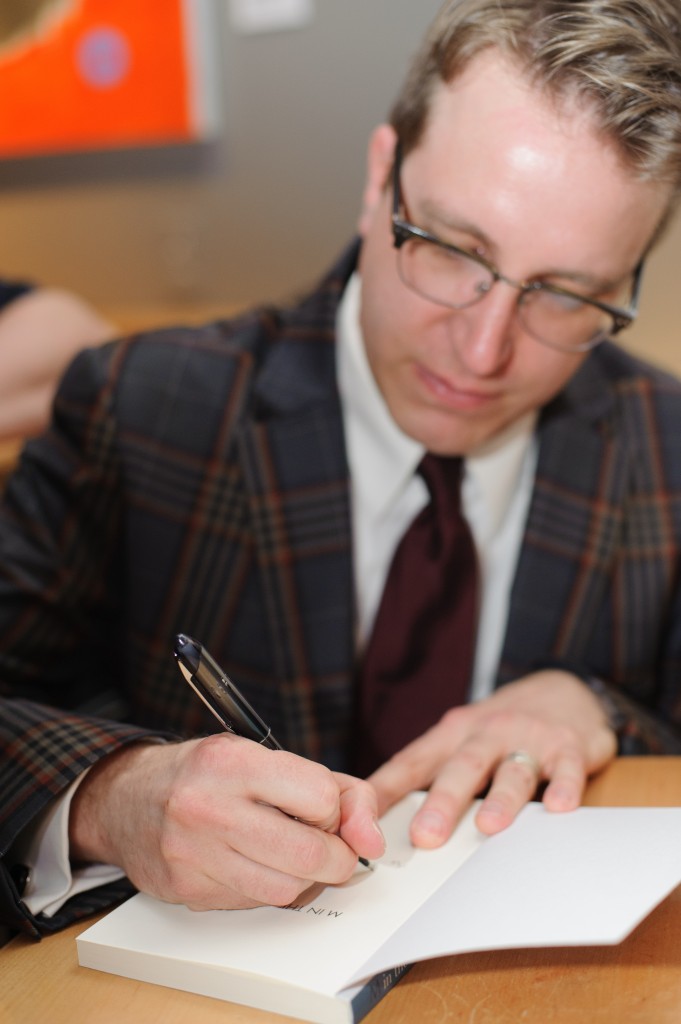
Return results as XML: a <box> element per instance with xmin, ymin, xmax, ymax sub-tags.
<box><xmin>357</xmin><ymin>50</ymin><xmax>670</xmax><ymax>455</ymax></box>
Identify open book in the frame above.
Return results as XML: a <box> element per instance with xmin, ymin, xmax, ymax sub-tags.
<box><xmin>77</xmin><ymin>795</ymin><xmax>681</xmax><ymax>1024</ymax></box>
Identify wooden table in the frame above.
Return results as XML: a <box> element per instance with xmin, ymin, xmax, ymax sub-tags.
<box><xmin>3</xmin><ymin>757</ymin><xmax>681</xmax><ymax>1024</ymax></box>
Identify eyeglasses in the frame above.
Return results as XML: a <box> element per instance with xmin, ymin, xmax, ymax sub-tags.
<box><xmin>391</xmin><ymin>143</ymin><xmax>644</xmax><ymax>353</ymax></box>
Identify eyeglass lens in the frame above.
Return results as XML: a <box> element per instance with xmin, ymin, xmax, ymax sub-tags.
<box><xmin>396</xmin><ymin>235</ymin><xmax>632</xmax><ymax>352</ymax></box>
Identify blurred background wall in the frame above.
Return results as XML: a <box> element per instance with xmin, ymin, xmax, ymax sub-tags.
<box><xmin>0</xmin><ymin>0</ymin><xmax>679</xmax><ymax>373</ymax></box>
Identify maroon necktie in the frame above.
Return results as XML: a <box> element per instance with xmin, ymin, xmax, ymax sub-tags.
<box><xmin>354</xmin><ymin>455</ymin><xmax>479</xmax><ymax>777</ymax></box>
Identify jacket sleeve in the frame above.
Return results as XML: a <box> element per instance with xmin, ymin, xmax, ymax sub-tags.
<box><xmin>0</xmin><ymin>341</ymin><xmax>175</xmax><ymax>938</ymax></box>
<box><xmin>533</xmin><ymin>661</ymin><xmax>681</xmax><ymax>755</ymax></box>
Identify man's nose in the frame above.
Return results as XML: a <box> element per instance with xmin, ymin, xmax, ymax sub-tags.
<box><xmin>451</xmin><ymin>282</ymin><xmax>519</xmax><ymax>375</ymax></box>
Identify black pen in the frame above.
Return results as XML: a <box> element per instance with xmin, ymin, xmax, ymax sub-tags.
<box><xmin>174</xmin><ymin>632</ymin><xmax>283</xmax><ymax>749</ymax></box>
<box><xmin>173</xmin><ymin>633</ymin><xmax>373</xmax><ymax>868</ymax></box>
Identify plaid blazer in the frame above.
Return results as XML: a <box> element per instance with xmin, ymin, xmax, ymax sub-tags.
<box><xmin>2</xmin><ymin>241</ymin><xmax>681</xmax><ymax>937</ymax></box>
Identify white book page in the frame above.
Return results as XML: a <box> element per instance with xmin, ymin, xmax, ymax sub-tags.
<box><xmin>349</xmin><ymin>804</ymin><xmax>681</xmax><ymax>985</ymax></box>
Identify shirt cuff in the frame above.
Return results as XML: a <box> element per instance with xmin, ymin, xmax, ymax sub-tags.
<box><xmin>11</xmin><ymin>770</ymin><xmax>124</xmax><ymax>919</ymax></box>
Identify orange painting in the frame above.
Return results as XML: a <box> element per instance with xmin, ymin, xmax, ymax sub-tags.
<box><xmin>0</xmin><ymin>0</ymin><xmax>216</xmax><ymax>157</ymax></box>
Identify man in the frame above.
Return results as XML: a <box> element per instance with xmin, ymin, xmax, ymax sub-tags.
<box><xmin>3</xmin><ymin>0</ymin><xmax>681</xmax><ymax>940</ymax></box>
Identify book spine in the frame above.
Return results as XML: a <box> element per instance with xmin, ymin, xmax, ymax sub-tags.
<box><xmin>350</xmin><ymin>963</ymin><xmax>413</xmax><ymax>1023</ymax></box>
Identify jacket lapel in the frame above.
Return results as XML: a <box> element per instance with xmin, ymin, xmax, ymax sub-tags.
<box><xmin>235</xmin><ymin>246</ymin><xmax>358</xmax><ymax>763</ymax></box>
<box><xmin>499</xmin><ymin>347</ymin><xmax>629</xmax><ymax>680</ymax></box>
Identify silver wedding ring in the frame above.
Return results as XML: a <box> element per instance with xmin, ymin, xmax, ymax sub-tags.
<box><xmin>503</xmin><ymin>750</ymin><xmax>541</xmax><ymax>777</ymax></box>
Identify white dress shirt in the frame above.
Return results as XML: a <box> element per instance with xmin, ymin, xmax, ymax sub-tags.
<box><xmin>337</xmin><ymin>273</ymin><xmax>538</xmax><ymax>702</ymax></box>
<box><xmin>16</xmin><ymin>271</ymin><xmax>538</xmax><ymax>918</ymax></box>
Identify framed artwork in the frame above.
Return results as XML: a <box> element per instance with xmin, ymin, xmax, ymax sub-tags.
<box><xmin>0</xmin><ymin>0</ymin><xmax>219</xmax><ymax>158</ymax></box>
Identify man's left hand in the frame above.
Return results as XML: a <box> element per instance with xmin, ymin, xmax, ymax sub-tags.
<box><xmin>368</xmin><ymin>669</ymin><xmax>617</xmax><ymax>846</ymax></box>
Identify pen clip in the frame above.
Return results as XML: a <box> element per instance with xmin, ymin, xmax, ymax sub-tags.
<box><xmin>176</xmin><ymin>659</ymin><xmax>232</xmax><ymax>731</ymax></box>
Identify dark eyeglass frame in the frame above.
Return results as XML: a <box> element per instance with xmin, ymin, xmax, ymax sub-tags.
<box><xmin>390</xmin><ymin>142</ymin><xmax>644</xmax><ymax>347</ymax></box>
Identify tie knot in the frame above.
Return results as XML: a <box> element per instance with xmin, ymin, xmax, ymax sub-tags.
<box><xmin>418</xmin><ymin>454</ymin><xmax>463</xmax><ymax>516</ymax></box>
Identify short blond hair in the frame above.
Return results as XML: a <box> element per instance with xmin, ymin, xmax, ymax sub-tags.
<box><xmin>391</xmin><ymin>0</ymin><xmax>681</xmax><ymax>196</ymax></box>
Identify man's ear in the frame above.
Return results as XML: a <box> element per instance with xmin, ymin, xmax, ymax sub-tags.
<box><xmin>358</xmin><ymin>124</ymin><xmax>398</xmax><ymax>237</ymax></box>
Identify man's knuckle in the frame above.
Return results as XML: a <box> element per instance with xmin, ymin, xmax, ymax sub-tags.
<box><xmin>296</xmin><ymin>830</ymin><xmax>329</xmax><ymax>875</ymax></box>
<box><xmin>267</xmin><ymin>876</ymin><xmax>308</xmax><ymax>907</ymax></box>
<box><xmin>168</xmin><ymin>871</ymin><xmax>206</xmax><ymax>905</ymax></box>
<box><xmin>351</xmin><ymin>777</ymin><xmax>376</xmax><ymax>801</ymax></box>
<box><xmin>486</xmin><ymin>709</ymin><xmax>522</xmax><ymax>732</ymax></box>
<box><xmin>314</xmin><ymin>769</ymin><xmax>341</xmax><ymax>817</ymax></box>
<box><xmin>552</xmin><ymin>724</ymin><xmax>581</xmax><ymax>752</ymax></box>
<box><xmin>440</xmin><ymin>706</ymin><xmax>467</xmax><ymax>729</ymax></box>
<box><xmin>455</xmin><ymin>747</ymin><xmax>488</xmax><ymax>777</ymax></box>
<box><xmin>426</xmin><ymin>788</ymin><xmax>460</xmax><ymax>820</ymax></box>
<box><xmin>190</xmin><ymin>734</ymin><xmax>224</xmax><ymax>768</ymax></box>
<box><xmin>486</xmin><ymin>787</ymin><xmax>515</xmax><ymax>813</ymax></box>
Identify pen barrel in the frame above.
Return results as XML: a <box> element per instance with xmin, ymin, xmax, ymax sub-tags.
<box><xmin>194</xmin><ymin>644</ymin><xmax>283</xmax><ymax>748</ymax></box>
<box><xmin>174</xmin><ymin>634</ymin><xmax>284</xmax><ymax>750</ymax></box>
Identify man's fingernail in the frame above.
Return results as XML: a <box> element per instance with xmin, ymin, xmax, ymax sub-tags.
<box><xmin>547</xmin><ymin>786</ymin><xmax>576</xmax><ymax>808</ymax></box>
<box><xmin>413</xmin><ymin>810</ymin><xmax>447</xmax><ymax>838</ymax></box>
<box><xmin>480</xmin><ymin>800</ymin><xmax>505</xmax><ymax>819</ymax></box>
<box><xmin>372</xmin><ymin>817</ymin><xmax>386</xmax><ymax>848</ymax></box>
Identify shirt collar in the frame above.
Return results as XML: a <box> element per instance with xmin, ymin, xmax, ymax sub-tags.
<box><xmin>337</xmin><ymin>273</ymin><xmax>423</xmax><ymax>526</ymax></box>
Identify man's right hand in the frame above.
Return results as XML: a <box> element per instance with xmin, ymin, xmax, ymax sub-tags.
<box><xmin>68</xmin><ymin>736</ymin><xmax>385</xmax><ymax>910</ymax></box>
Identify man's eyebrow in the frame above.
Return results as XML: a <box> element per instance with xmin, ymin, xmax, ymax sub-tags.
<box><xmin>418</xmin><ymin>197</ymin><xmax>494</xmax><ymax>249</ymax></box>
<box><xmin>417</xmin><ymin>197</ymin><xmax>620</xmax><ymax>293</ymax></box>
